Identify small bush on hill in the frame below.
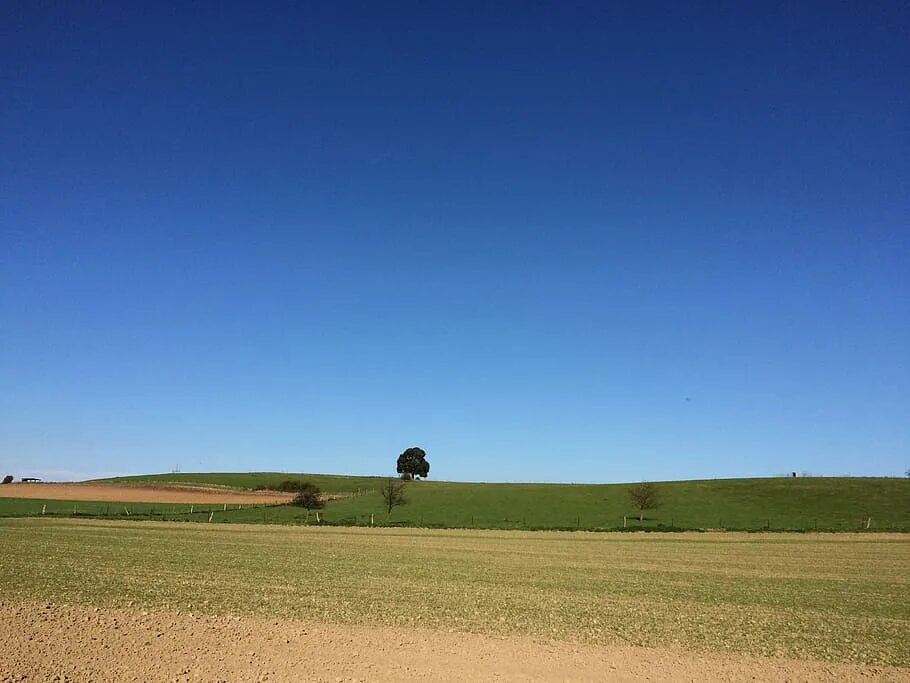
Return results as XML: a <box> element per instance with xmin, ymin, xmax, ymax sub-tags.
<box><xmin>1</xmin><ymin>475</ymin><xmax>13</xmax><ymax>485</ymax></box>
<box><xmin>291</xmin><ymin>483</ymin><xmax>324</xmax><ymax>511</ymax></box>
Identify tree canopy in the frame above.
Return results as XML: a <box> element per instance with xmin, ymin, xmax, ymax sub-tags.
<box><xmin>397</xmin><ymin>446</ymin><xmax>430</xmax><ymax>480</ymax></box>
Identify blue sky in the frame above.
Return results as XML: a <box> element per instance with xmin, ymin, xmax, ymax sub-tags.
<box><xmin>2</xmin><ymin>2</ymin><xmax>908</xmax><ymax>482</ymax></box>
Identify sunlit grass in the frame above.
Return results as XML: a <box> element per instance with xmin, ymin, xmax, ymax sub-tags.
<box><xmin>0</xmin><ymin>518</ymin><xmax>907</xmax><ymax>666</ymax></box>
<box><xmin>97</xmin><ymin>473</ymin><xmax>910</xmax><ymax>531</ymax></box>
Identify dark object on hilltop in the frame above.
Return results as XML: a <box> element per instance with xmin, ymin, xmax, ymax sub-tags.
<box><xmin>21</xmin><ymin>477</ymin><xmax>41</xmax><ymax>483</ymax></box>
<box><xmin>1</xmin><ymin>475</ymin><xmax>13</xmax><ymax>485</ymax></box>
<box><xmin>291</xmin><ymin>482</ymin><xmax>324</xmax><ymax>510</ymax></box>
<box><xmin>628</xmin><ymin>482</ymin><xmax>660</xmax><ymax>522</ymax></box>
<box><xmin>381</xmin><ymin>478</ymin><xmax>407</xmax><ymax>515</ymax></box>
<box><xmin>397</xmin><ymin>447</ymin><xmax>429</xmax><ymax>480</ymax></box>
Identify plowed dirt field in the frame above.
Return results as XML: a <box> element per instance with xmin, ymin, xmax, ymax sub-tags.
<box><xmin>0</xmin><ymin>482</ymin><xmax>292</xmax><ymax>504</ymax></box>
<box><xmin>1</xmin><ymin>602</ymin><xmax>905</xmax><ymax>682</ymax></box>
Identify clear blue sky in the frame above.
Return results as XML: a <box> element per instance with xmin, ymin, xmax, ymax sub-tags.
<box><xmin>2</xmin><ymin>2</ymin><xmax>907</xmax><ymax>482</ymax></box>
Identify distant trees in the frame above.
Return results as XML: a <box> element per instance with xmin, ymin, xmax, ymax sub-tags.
<box><xmin>397</xmin><ymin>447</ymin><xmax>429</xmax><ymax>480</ymax></box>
<box><xmin>1</xmin><ymin>475</ymin><xmax>12</xmax><ymax>485</ymax></box>
<box><xmin>628</xmin><ymin>482</ymin><xmax>660</xmax><ymax>522</ymax></box>
<box><xmin>380</xmin><ymin>478</ymin><xmax>407</xmax><ymax>515</ymax></box>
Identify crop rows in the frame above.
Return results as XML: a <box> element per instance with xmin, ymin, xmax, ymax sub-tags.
<box><xmin>0</xmin><ymin>518</ymin><xmax>907</xmax><ymax>666</ymax></box>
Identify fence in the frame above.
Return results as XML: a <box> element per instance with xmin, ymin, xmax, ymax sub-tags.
<box><xmin>2</xmin><ymin>499</ymin><xmax>906</xmax><ymax>532</ymax></box>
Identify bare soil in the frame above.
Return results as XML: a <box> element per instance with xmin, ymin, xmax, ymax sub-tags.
<box><xmin>0</xmin><ymin>482</ymin><xmax>293</xmax><ymax>504</ymax></box>
<box><xmin>1</xmin><ymin>602</ymin><xmax>905</xmax><ymax>682</ymax></box>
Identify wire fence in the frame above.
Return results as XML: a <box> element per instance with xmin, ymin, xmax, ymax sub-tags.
<box><xmin>2</xmin><ymin>501</ymin><xmax>906</xmax><ymax>532</ymax></box>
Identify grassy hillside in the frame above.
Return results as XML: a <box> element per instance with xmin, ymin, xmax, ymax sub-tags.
<box><xmin>0</xmin><ymin>498</ymin><xmax>231</xmax><ymax>519</ymax></box>
<box><xmin>90</xmin><ymin>473</ymin><xmax>910</xmax><ymax>531</ymax></box>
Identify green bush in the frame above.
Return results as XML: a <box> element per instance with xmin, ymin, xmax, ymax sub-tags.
<box><xmin>291</xmin><ymin>483</ymin><xmax>324</xmax><ymax>510</ymax></box>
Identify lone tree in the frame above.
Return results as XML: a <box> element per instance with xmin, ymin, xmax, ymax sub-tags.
<box><xmin>290</xmin><ymin>482</ymin><xmax>325</xmax><ymax>521</ymax></box>
<box><xmin>628</xmin><ymin>482</ymin><xmax>660</xmax><ymax>522</ymax></box>
<box><xmin>380</xmin><ymin>478</ymin><xmax>407</xmax><ymax>515</ymax></box>
<box><xmin>1</xmin><ymin>475</ymin><xmax>13</xmax><ymax>485</ymax></box>
<box><xmin>397</xmin><ymin>446</ymin><xmax>429</xmax><ymax>480</ymax></box>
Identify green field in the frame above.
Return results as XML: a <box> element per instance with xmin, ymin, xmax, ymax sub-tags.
<box><xmin>82</xmin><ymin>473</ymin><xmax>910</xmax><ymax>531</ymax></box>
<box><xmin>0</xmin><ymin>497</ymin><xmax>273</xmax><ymax>521</ymax></box>
<box><xmin>0</xmin><ymin>518</ymin><xmax>907</xmax><ymax>666</ymax></box>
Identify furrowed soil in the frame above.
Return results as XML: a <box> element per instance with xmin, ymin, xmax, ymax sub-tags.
<box><xmin>2</xmin><ymin>520</ymin><xmax>908</xmax><ymax>680</ymax></box>
<box><xmin>1</xmin><ymin>602</ymin><xmax>906</xmax><ymax>682</ymax></box>
<box><xmin>0</xmin><ymin>482</ymin><xmax>292</xmax><ymax>504</ymax></box>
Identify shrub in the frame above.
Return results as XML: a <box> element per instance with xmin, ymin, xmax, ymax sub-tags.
<box><xmin>291</xmin><ymin>483</ymin><xmax>324</xmax><ymax>510</ymax></box>
<box><xmin>1</xmin><ymin>475</ymin><xmax>13</xmax><ymax>485</ymax></box>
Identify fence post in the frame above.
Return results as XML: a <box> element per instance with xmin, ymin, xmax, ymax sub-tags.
<box><xmin>42</xmin><ymin>504</ymin><xmax>46</xmax><ymax>515</ymax></box>
<box><xmin>209</xmin><ymin>511</ymin><xmax>214</xmax><ymax>522</ymax></box>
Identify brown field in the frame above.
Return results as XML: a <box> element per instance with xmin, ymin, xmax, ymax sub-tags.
<box><xmin>1</xmin><ymin>601</ymin><xmax>906</xmax><ymax>682</ymax></box>
<box><xmin>0</xmin><ymin>482</ymin><xmax>293</xmax><ymax>504</ymax></box>
<box><xmin>2</xmin><ymin>518</ymin><xmax>907</xmax><ymax>681</ymax></box>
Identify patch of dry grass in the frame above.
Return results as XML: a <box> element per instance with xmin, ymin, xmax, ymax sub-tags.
<box><xmin>0</xmin><ymin>519</ymin><xmax>906</xmax><ymax>666</ymax></box>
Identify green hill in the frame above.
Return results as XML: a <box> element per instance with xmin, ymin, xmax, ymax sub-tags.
<box><xmin>94</xmin><ymin>473</ymin><xmax>910</xmax><ymax>531</ymax></box>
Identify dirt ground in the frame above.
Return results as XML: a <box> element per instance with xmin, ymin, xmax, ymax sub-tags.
<box><xmin>0</xmin><ymin>602</ymin><xmax>905</xmax><ymax>682</ymax></box>
<box><xmin>0</xmin><ymin>482</ymin><xmax>293</xmax><ymax>504</ymax></box>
